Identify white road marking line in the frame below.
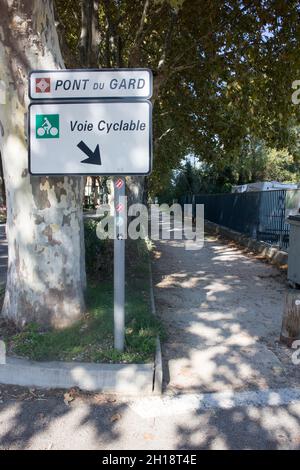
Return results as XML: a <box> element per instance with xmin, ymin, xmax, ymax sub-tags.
<box><xmin>130</xmin><ymin>388</ymin><xmax>300</xmax><ymax>418</ymax></box>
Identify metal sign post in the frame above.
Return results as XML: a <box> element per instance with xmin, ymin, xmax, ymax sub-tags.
<box><xmin>114</xmin><ymin>177</ymin><xmax>126</xmax><ymax>351</ymax></box>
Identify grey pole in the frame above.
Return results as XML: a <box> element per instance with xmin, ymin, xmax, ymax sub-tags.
<box><xmin>114</xmin><ymin>177</ymin><xmax>126</xmax><ymax>351</ymax></box>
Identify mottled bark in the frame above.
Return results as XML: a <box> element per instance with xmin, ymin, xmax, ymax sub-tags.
<box><xmin>0</xmin><ymin>0</ymin><xmax>86</xmax><ymax>328</ymax></box>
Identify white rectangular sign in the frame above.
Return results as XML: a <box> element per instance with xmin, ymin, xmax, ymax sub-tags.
<box><xmin>28</xmin><ymin>101</ymin><xmax>152</xmax><ymax>175</ymax></box>
<box><xmin>29</xmin><ymin>69</ymin><xmax>152</xmax><ymax>100</ymax></box>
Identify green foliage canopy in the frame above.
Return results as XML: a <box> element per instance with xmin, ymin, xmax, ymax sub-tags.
<box><xmin>54</xmin><ymin>0</ymin><xmax>300</xmax><ymax>193</ymax></box>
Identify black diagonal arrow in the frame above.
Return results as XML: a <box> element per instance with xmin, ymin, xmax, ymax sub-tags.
<box><xmin>77</xmin><ymin>140</ymin><xmax>102</xmax><ymax>165</ymax></box>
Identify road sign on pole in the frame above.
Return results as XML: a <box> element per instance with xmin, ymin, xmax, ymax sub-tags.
<box><xmin>28</xmin><ymin>100</ymin><xmax>152</xmax><ymax>175</ymax></box>
<box><xmin>29</xmin><ymin>69</ymin><xmax>152</xmax><ymax>100</ymax></box>
<box><xmin>28</xmin><ymin>68</ymin><xmax>153</xmax><ymax>354</ymax></box>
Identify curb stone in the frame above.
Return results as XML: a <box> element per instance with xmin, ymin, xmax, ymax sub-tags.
<box><xmin>0</xmin><ymin>357</ymin><xmax>154</xmax><ymax>395</ymax></box>
<box><xmin>149</xmin><ymin>259</ymin><xmax>163</xmax><ymax>395</ymax></box>
<box><xmin>205</xmin><ymin>220</ymin><xmax>288</xmax><ymax>270</ymax></box>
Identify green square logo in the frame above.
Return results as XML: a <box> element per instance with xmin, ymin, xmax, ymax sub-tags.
<box><xmin>36</xmin><ymin>114</ymin><xmax>59</xmax><ymax>139</ymax></box>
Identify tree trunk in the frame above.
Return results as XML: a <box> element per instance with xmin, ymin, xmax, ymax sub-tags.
<box><xmin>79</xmin><ymin>0</ymin><xmax>100</xmax><ymax>67</ymax></box>
<box><xmin>0</xmin><ymin>0</ymin><xmax>86</xmax><ymax>329</ymax></box>
<box><xmin>0</xmin><ymin>152</ymin><xmax>6</xmax><ymax>207</ymax></box>
<box><xmin>126</xmin><ymin>176</ymin><xmax>145</xmax><ymax>206</ymax></box>
<box><xmin>280</xmin><ymin>290</ymin><xmax>300</xmax><ymax>346</ymax></box>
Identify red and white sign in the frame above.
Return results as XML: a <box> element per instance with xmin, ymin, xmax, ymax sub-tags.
<box><xmin>115</xmin><ymin>178</ymin><xmax>124</xmax><ymax>189</ymax></box>
<box><xmin>35</xmin><ymin>78</ymin><xmax>51</xmax><ymax>93</ymax></box>
<box><xmin>115</xmin><ymin>202</ymin><xmax>125</xmax><ymax>213</ymax></box>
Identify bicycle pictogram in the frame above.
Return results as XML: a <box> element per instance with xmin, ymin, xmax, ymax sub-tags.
<box><xmin>36</xmin><ymin>114</ymin><xmax>59</xmax><ymax>139</ymax></box>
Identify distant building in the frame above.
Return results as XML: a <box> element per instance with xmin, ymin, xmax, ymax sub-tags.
<box><xmin>232</xmin><ymin>181</ymin><xmax>299</xmax><ymax>193</ymax></box>
<box><xmin>84</xmin><ymin>176</ymin><xmax>110</xmax><ymax>209</ymax></box>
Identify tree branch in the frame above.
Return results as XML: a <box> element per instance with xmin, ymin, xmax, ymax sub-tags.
<box><xmin>152</xmin><ymin>2</ymin><xmax>249</xmax><ymax>103</ymax></box>
<box><xmin>152</xmin><ymin>9</ymin><xmax>177</xmax><ymax>103</ymax></box>
<box><xmin>103</xmin><ymin>0</ymin><xmax>122</xmax><ymax>66</ymax></box>
<box><xmin>169</xmin><ymin>62</ymin><xmax>198</xmax><ymax>75</ymax></box>
<box><xmin>128</xmin><ymin>0</ymin><xmax>150</xmax><ymax>66</ymax></box>
<box><xmin>79</xmin><ymin>0</ymin><xmax>100</xmax><ymax>67</ymax></box>
<box><xmin>154</xmin><ymin>127</ymin><xmax>175</xmax><ymax>147</ymax></box>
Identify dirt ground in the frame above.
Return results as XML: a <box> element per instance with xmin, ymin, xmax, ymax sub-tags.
<box><xmin>152</xmin><ymin>232</ymin><xmax>300</xmax><ymax>394</ymax></box>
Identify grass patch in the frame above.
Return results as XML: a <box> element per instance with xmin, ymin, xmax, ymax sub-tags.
<box><xmin>3</xmin><ymin>235</ymin><xmax>162</xmax><ymax>364</ymax></box>
<box><xmin>0</xmin><ymin>208</ymin><xmax>6</xmax><ymax>224</ymax></box>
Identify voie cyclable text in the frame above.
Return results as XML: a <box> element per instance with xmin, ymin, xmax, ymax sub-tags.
<box><xmin>70</xmin><ymin>119</ymin><xmax>147</xmax><ymax>133</ymax></box>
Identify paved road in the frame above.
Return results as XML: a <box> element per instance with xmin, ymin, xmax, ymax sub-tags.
<box><xmin>0</xmin><ymin>385</ymin><xmax>300</xmax><ymax>449</ymax></box>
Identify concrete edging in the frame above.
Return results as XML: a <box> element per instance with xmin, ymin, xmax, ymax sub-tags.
<box><xmin>0</xmin><ymin>357</ymin><xmax>155</xmax><ymax>395</ymax></box>
<box><xmin>153</xmin><ymin>337</ymin><xmax>163</xmax><ymax>395</ymax></box>
<box><xmin>205</xmin><ymin>220</ymin><xmax>288</xmax><ymax>269</ymax></box>
<box><xmin>149</xmin><ymin>259</ymin><xmax>163</xmax><ymax>395</ymax></box>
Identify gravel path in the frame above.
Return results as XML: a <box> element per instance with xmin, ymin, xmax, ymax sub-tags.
<box><xmin>152</xmin><ymin>232</ymin><xmax>300</xmax><ymax>394</ymax></box>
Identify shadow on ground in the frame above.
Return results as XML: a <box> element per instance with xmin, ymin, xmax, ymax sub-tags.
<box><xmin>0</xmin><ymin>222</ymin><xmax>300</xmax><ymax>449</ymax></box>
<box><xmin>152</xmin><ymin>228</ymin><xmax>300</xmax><ymax>394</ymax></box>
<box><xmin>1</xmin><ymin>384</ymin><xmax>300</xmax><ymax>449</ymax></box>
<box><xmin>0</xmin><ymin>385</ymin><xmax>127</xmax><ymax>450</ymax></box>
